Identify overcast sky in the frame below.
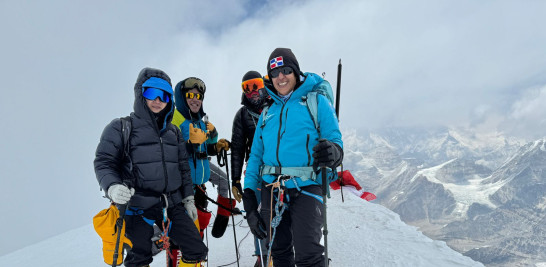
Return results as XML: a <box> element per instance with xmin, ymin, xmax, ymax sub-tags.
<box><xmin>1</xmin><ymin>0</ymin><xmax>546</xmax><ymax>256</ymax></box>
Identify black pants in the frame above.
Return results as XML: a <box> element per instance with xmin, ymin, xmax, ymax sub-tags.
<box><xmin>261</xmin><ymin>184</ymin><xmax>325</xmax><ymax>267</ymax></box>
<box><xmin>124</xmin><ymin>203</ymin><xmax>208</xmax><ymax>267</ymax></box>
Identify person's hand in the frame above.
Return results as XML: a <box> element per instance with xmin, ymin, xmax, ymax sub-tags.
<box><xmin>189</xmin><ymin>123</ymin><xmax>207</xmax><ymax>144</ymax></box>
<box><xmin>232</xmin><ymin>179</ymin><xmax>243</xmax><ymax>203</ymax></box>
<box><xmin>312</xmin><ymin>139</ymin><xmax>342</xmax><ymax>172</ymax></box>
<box><xmin>206</xmin><ymin>121</ymin><xmax>218</xmax><ymax>139</ymax></box>
<box><xmin>107</xmin><ymin>184</ymin><xmax>134</xmax><ymax>204</ymax></box>
<box><xmin>242</xmin><ymin>188</ymin><xmax>266</xmax><ymax>239</ymax></box>
<box><xmin>246</xmin><ymin>210</ymin><xmax>267</xmax><ymax>239</ymax></box>
<box><xmin>216</xmin><ymin>138</ymin><xmax>230</xmax><ymax>153</ymax></box>
<box><xmin>206</xmin><ymin>121</ymin><xmax>215</xmax><ymax>133</ymax></box>
<box><xmin>182</xmin><ymin>195</ymin><xmax>198</xmax><ymax>221</ymax></box>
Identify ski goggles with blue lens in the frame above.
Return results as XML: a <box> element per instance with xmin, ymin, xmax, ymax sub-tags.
<box><xmin>270</xmin><ymin>67</ymin><xmax>294</xmax><ymax>78</ymax></box>
<box><xmin>143</xmin><ymin>87</ymin><xmax>171</xmax><ymax>103</ymax></box>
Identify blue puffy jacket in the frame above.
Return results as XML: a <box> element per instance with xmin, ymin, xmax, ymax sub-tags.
<box><xmin>244</xmin><ymin>73</ymin><xmax>343</xmax><ymax>191</ymax></box>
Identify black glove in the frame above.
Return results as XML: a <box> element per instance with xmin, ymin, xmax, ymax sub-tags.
<box><xmin>312</xmin><ymin>139</ymin><xmax>343</xmax><ymax>172</ymax></box>
<box><xmin>246</xmin><ymin>210</ymin><xmax>267</xmax><ymax>239</ymax></box>
<box><xmin>242</xmin><ymin>189</ymin><xmax>267</xmax><ymax>239</ymax></box>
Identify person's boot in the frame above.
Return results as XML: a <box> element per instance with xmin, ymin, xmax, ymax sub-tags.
<box><xmin>253</xmin><ymin>255</ymin><xmax>262</xmax><ymax>267</ymax></box>
<box><xmin>254</xmin><ymin>255</ymin><xmax>269</xmax><ymax>267</ymax></box>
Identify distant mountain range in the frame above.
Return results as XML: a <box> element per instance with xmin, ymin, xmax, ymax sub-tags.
<box><xmin>343</xmin><ymin>127</ymin><xmax>546</xmax><ymax>266</ymax></box>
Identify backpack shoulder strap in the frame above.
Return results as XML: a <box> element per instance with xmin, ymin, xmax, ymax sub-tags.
<box><xmin>304</xmin><ymin>91</ymin><xmax>321</xmax><ymax>137</ymax></box>
<box><xmin>304</xmin><ymin>80</ymin><xmax>335</xmax><ymax>138</ymax></box>
<box><xmin>120</xmin><ymin>116</ymin><xmax>133</xmax><ymax>172</ymax></box>
<box><xmin>260</xmin><ymin>105</ymin><xmax>270</xmax><ymax>129</ymax></box>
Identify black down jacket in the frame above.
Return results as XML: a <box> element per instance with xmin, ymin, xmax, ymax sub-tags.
<box><xmin>230</xmin><ymin>95</ymin><xmax>269</xmax><ymax>184</ymax></box>
<box><xmin>94</xmin><ymin>68</ymin><xmax>194</xmax><ymax>210</ymax></box>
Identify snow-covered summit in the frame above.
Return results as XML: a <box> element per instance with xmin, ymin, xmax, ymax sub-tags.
<box><xmin>0</xmin><ymin>186</ymin><xmax>482</xmax><ymax>267</ymax></box>
<box><xmin>344</xmin><ymin>127</ymin><xmax>546</xmax><ymax>266</ymax></box>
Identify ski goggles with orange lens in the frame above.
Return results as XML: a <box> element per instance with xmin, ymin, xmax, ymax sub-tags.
<box><xmin>270</xmin><ymin>66</ymin><xmax>294</xmax><ymax>78</ymax></box>
<box><xmin>182</xmin><ymin>77</ymin><xmax>206</xmax><ymax>93</ymax></box>
<box><xmin>185</xmin><ymin>92</ymin><xmax>203</xmax><ymax>100</ymax></box>
<box><xmin>241</xmin><ymin>78</ymin><xmax>265</xmax><ymax>94</ymax></box>
<box><xmin>143</xmin><ymin>87</ymin><xmax>171</xmax><ymax>102</ymax></box>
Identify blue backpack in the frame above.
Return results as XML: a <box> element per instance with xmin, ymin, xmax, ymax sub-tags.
<box><xmin>303</xmin><ymin>80</ymin><xmax>335</xmax><ymax>138</ymax></box>
<box><xmin>261</xmin><ymin>78</ymin><xmax>336</xmax><ymax>138</ymax></box>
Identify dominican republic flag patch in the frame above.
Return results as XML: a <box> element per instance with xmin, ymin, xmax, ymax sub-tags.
<box><xmin>270</xmin><ymin>56</ymin><xmax>284</xmax><ymax>69</ymax></box>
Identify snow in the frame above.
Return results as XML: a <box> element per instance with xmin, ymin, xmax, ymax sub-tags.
<box><xmin>414</xmin><ymin>160</ymin><xmax>509</xmax><ymax>213</ymax></box>
<box><xmin>447</xmin><ymin>129</ymin><xmax>511</xmax><ymax>152</ymax></box>
<box><xmin>0</xmin><ymin>184</ymin><xmax>482</xmax><ymax>267</ymax></box>
<box><xmin>411</xmin><ymin>159</ymin><xmax>509</xmax><ymax>214</ymax></box>
<box><xmin>537</xmin><ymin>197</ymin><xmax>546</xmax><ymax>211</ymax></box>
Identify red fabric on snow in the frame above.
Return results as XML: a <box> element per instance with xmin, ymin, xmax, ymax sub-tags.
<box><xmin>361</xmin><ymin>192</ymin><xmax>377</xmax><ymax>201</ymax></box>
<box><xmin>330</xmin><ymin>170</ymin><xmax>362</xmax><ymax>190</ymax></box>
<box><xmin>329</xmin><ymin>170</ymin><xmax>376</xmax><ymax>201</ymax></box>
<box><xmin>216</xmin><ymin>195</ymin><xmax>236</xmax><ymax>217</ymax></box>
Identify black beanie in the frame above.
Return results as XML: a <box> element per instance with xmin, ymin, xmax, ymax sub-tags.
<box><xmin>242</xmin><ymin>70</ymin><xmax>262</xmax><ymax>82</ymax></box>
<box><xmin>267</xmin><ymin>48</ymin><xmax>301</xmax><ymax>79</ymax></box>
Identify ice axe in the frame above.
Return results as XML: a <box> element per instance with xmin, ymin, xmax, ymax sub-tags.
<box><xmin>112</xmin><ymin>203</ymin><xmax>129</xmax><ymax>267</ymax></box>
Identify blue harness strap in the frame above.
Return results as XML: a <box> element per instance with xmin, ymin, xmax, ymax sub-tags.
<box><xmin>289</xmin><ymin>177</ymin><xmax>324</xmax><ymax>204</ymax></box>
<box><xmin>125</xmin><ymin>207</ymin><xmax>155</xmax><ymax>226</ymax></box>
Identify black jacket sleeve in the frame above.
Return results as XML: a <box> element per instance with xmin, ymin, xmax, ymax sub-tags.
<box><xmin>94</xmin><ymin>118</ymin><xmax>124</xmax><ymax>192</ymax></box>
<box><xmin>176</xmin><ymin>126</ymin><xmax>194</xmax><ymax>199</ymax></box>
<box><xmin>230</xmin><ymin>108</ymin><xmax>246</xmax><ymax>183</ymax></box>
<box><xmin>206</xmin><ymin>143</ymin><xmax>218</xmax><ymax>156</ymax></box>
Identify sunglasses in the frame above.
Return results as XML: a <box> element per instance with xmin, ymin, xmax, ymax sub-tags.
<box><xmin>182</xmin><ymin>77</ymin><xmax>206</xmax><ymax>93</ymax></box>
<box><xmin>241</xmin><ymin>78</ymin><xmax>265</xmax><ymax>94</ymax></box>
<box><xmin>270</xmin><ymin>67</ymin><xmax>294</xmax><ymax>78</ymax></box>
<box><xmin>185</xmin><ymin>92</ymin><xmax>203</xmax><ymax>100</ymax></box>
<box><xmin>143</xmin><ymin>87</ymin><xmax>170</xmax><ymax>103</ymax></box>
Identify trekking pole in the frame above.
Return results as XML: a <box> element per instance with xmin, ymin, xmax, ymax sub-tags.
<box><xmin>321</xmin><ymin>168</ymin><xmax>329</xmax><ymax>267</ymax></box>
<box><xmin>335</xmin><ymin>59</ymin><xmax>342</xmax><ymax>118</ymax></box>
<box><xmin>222</xmin><ymin>149</ymin><xmax>240</xmax><ymax>267</ymax></box>
<box><xmin>112</xmin><ymin>203</ymin><xmax>129</xmax><ymax>267</ymax></box>
<box><xmin>336</xmin><ymin>59</ymin><xmax>345</xmax><ymax>203</ymax></box>
<box><xmin>257</xmin><ymin>238</ymin><xmax>265</xmax><ymax>267</ymax></box>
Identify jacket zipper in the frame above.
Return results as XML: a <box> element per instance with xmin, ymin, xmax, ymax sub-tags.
<box><xmin>149</xmin><ymin>105</ymin><xmax>169</xmax><ymax>193</ymax></box>
<box><xmin>160</xmin><ymin>136</ymin><xmax>169</xmax><ymax>192</ymax></box>
<box><xmin>306</xmin><ymin>134</ymin><xmax>311</xmax><ymax>166</ymax></box>
<box><xmin>276</xmin><ymin>103</ymin><xmax>286</xmax><ymax>167</ymax></box>
<box><xmin>201</xmin><ymin>121</ymin><xmax>206</xmax><ymax>184</ymax></box>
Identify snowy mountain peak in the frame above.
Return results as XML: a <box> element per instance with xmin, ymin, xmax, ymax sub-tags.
<box><xmin>343</xmin><ymin>128</ymin><xmax>546</xmax><ymax>266</ymax></box>
<box><xmin>0</xmin><ymin>188</ymin><xmax>483</xmax><ymax>267</ymax></box>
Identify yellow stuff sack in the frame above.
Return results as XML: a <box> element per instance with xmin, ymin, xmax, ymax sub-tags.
<box><xmin>93</xmin><ymin>204</ymin><xmax>133</xmax><ymax>265</ymax></box>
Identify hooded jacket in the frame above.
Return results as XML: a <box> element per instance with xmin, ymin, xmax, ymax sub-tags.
<box><xmin>230</xmin><ymin>94</ymin><xmax>269</xmax><ymax>185</ymax></box>
<box><xmin>172</xmin><ymin>81</ymin><xmax>218</xmax><ymax>185</ymax></box>
<box><xmin>243</xmin><ymin>73</ymin><xmax>343</xmax><ymax>191</ymax></box>
<box><xmin>94</xmin><ymin>68</ymin><xmax>194</xmax><ymax>210</ymax></box>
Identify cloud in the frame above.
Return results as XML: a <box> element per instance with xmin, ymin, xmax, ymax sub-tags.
<box><xmin>1</xmin><ymin>0</ymin><xmax>546</xmax><ymax>256</ymax></box>
<box><xmin>161</xmin><ymin>0</ymin><xmax>546</xmax><ymax>137</ymax></box>
<box><xmin>500</xmin><ymin>85</ymin><xmax>546</xmax><ymax>139</ymax></box>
